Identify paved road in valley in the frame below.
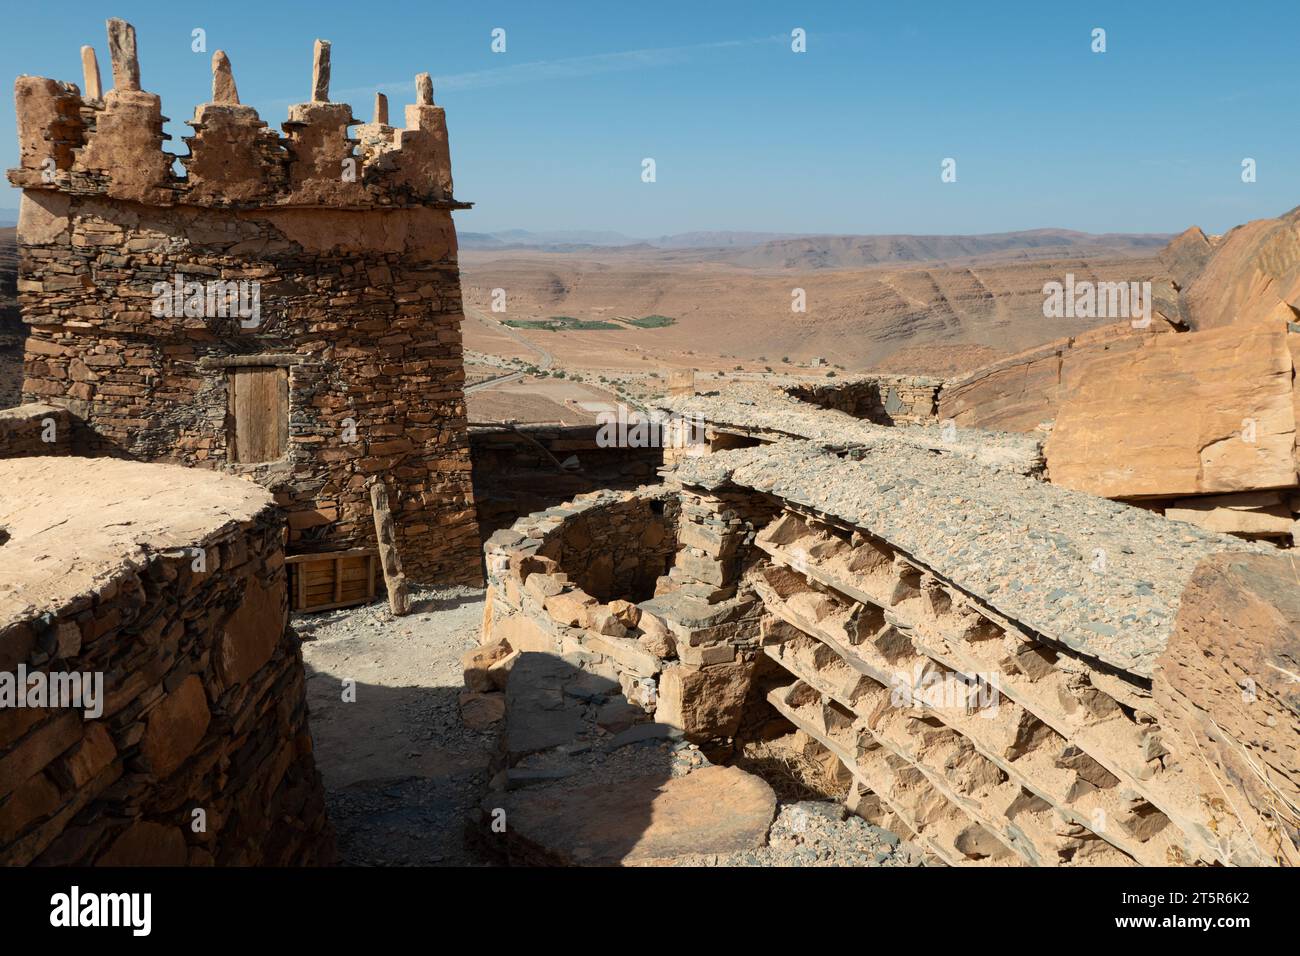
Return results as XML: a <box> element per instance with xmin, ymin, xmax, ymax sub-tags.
<box><xmin>464</xmin><ymin>306</ymin><xmax>555</xmax><ymax>393</ymax></box>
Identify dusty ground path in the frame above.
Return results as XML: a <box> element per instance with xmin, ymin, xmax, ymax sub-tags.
<box><xmin>297</xmin><ymin>585</ymin><xmax>924</xmax><ymax>867</ymax></box>
<box><xmin>298</xmin><ymin>586</ymin><xmax>496</xmax><ymax>866</ymax></box>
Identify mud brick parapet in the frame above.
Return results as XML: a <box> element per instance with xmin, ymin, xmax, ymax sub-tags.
<box><xmin>10</xmin><ymin>21</ymin><xmax>457</xmax><ymax>208</ymax></box>
<box><xmin>7</xmin><ymin>17</ymin><xmax>481</xmax><ymax>585</ymax></box>
<box><xmin>0</xmin><ymin>458</ymin><xmax>335</xmax><ymax>866</ymax></box>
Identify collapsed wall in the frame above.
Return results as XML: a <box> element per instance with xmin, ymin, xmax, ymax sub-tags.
<box><xmin>7</xmin><ymin>18</ymin><xmax>481</xmax><ymax>583</ymax></box>
<box><xmin>785</xmin><ymin>375</ymin><xmax>941</xmax><ymax>425</ymax></box>
<box><xmin>0</xmin><ymin>457</ymin><xmax>334</xmax><ymax>865</ymax></box>
<box><xmin>470</xmin><ymin>423</ymin><xmax>663</xmax><ymax>536</ymax></box>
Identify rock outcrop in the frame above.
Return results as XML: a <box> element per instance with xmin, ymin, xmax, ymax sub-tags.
<box><xmin>1152</xmin><ymin>550</ymin><xmax>1300</xmax><ymax>865</ymax></box>
<box><xmin>1044</xmin><ymin>309</ymin><xmax>1298</xmax><ymax>497</ymax></box>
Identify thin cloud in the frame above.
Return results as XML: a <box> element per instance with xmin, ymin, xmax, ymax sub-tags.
<box><xmin>326</xmin><ymin>34</ymin><xmax>787</xmax><ymax>103</ymax></box>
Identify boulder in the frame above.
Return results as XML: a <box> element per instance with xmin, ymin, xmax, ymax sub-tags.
<box><xmin>589</xmin><ymin>606</ymin><xmax>629</xmax><ymax>638</ymax></box>
<box><xmin>655</xmin><ymin>659</ymin><xmax>757</xmax><ymax>741</ymax></box>
<box><xmin>462</xmin><ymin>637</ymin><xmax>512</xmax><ymax>692</ymax></box>
<box><xmin>524</xmin><ymin>572</ymin><xmax>567</xmax><ymax>603</ymax></box>
<box><xmin>636</xmin><ymin>611</ymin><xmax>675</xmax><ymax>659</ymax></box>
<box><xmin>1045</xmin><ymin>309</ymin><xmax>1297</xmax><ymax>497</ymax></box>
<box><xmin>544</xmin><ymin>589</ymin><xmax>597</xmax><ymax>628</ymax></box>
<box><xmin>608</xmin><ymin>599</ymin><xmax>641</xmax><ymax>628</ymax></box>
<box><xmin>1163</xmin><ymin>491</ymin><xmax>1293</xmax><ymax>538</ymax></box>
<box><xmin>490</xmin><ymin>765</ymin><xmax>776</xmax><ymax>865</ymax></box>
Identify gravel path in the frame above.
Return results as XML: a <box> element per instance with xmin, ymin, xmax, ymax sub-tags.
<box><xmin>298</xmin><ymin>584</ymin><xmax>928</xmax><ymax>867</ymax></box>
<box><xmin>672</xmin><ymin>800</ymin><xmax>926</xmax><ymax>867</ymax></box>
<box><xmin>298</xmin><ymin>586</ymin><xmax>497</xmax><ymax>866</ymax></box>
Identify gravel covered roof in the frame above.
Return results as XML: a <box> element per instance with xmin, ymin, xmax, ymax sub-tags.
<box><xmin>670</xmin><ymin>441</ymin><xmax>1256</xmax><ymax>678</ymax></box>
<box><xmin>656</xmin><ymin>380</ymin><xmax>1044</xmax><ymax>475</ymax></box>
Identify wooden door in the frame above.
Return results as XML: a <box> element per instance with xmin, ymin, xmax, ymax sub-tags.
<box><xmin>228</xmin><ymin>367</ymin><xmax>288</xmax><ymax>463</ymax></box>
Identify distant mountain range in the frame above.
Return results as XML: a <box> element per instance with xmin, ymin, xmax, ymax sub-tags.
<box><xmin>459</xmin><ymin>228</ymin><xmax>1174</xmax><ymax>269</ymax></box>
<box><xmin>459</xmin><ymin>228</ymin><xmax>874</xmax><ymax>250</ymax></box>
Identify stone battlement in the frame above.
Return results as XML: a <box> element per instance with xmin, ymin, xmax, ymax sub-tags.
<box><xmin>6</xmin><ymin>15</ymin><xmax>483</xmax><ymax>586</ymax></box>
<box><xmin>8</xmin><ymin>18</ymin><xmax>463</xmax><ymax>211</ymax></box>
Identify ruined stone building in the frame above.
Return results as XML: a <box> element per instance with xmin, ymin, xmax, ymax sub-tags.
<box><xmin>475</xmin><ymin>378</ymin><xmax>1299</xmax><ymax>866</ymax></box>
<box><xmin>2</xmin><ymin>16</ymin><xmax>1297</xmax><ymax>871</ymax></box>
<box><xmin>0</xmin><ymin>17</ymin><xmax>483</xmax><ymax>866</ymax></box>
<box><xmin>7</xmin><ymin>19</ymin><xmax>481</xmax><ymax>587</ymax></box>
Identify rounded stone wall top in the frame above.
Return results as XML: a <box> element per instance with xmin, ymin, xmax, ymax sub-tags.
<box><xmin>0</xmin><ymin>456</ymin><xmax>276</xmax><ymax>627</ymax></box>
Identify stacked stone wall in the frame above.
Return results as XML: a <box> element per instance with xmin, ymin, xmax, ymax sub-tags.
<box><xmin>470</xmin><ymin>423</ymin><xmax>663</xmax><ymax>536</ymax></box>
<box><xmin>7</xmin><ymin>19</ymin><xmax>481</xmax><ymax>584</ymax></box>
<box><xmin>480</xmin><ymin>488</ymin><xmax>681</xmax><ymax>708</ymax></box>
<box><xmin>0</xmin><ymin>403</ymin><xmax>73</xmax><ymax>457</ymax></box>
<box><xmin>0</xmin><ymin>457</ymin><xmax>334</xmax><ymax>865</ymax></box>
<box><xmin>787</xmin><ymin>375</ymin><xmax>941</xmax><ymax>425</ymax></box>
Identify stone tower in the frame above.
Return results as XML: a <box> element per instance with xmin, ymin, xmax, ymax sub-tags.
<box><xmin>7</xmin><ymin>18</ymin><xmax>481</xmax><ymax>584</ymax></box>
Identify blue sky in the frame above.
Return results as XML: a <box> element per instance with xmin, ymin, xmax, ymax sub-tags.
<box><xmin>3</xmin><ymin>0</ymin><xmax>1299</xmax><ymax>236</ymax></box>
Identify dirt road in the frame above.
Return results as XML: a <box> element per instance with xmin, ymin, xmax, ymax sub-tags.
<box><xmin>464</xmin><ymin>306</ymin><xmax>554</xmax><ymax>393</ymax></box>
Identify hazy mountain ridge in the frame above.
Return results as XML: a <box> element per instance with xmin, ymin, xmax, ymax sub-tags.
<box><xmin>460</xmin><ymin>227</ymin><xmax>1173</xmax><ymax>269</ymax></box>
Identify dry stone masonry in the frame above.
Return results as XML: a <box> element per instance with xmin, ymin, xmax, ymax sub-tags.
<box><xmin>473</xmin><ymin>384</ymin><xmax>1298</xmax><ymax>866</ymax></box>
<box><xmin>786</xmin><ymin>374</ymin><xmax>941</xmax><ymax>425</ymax></box>
<box><xmin>0</xmin><ymin>403</ymin><xmax>72</xmax><ymax>457</ymax></box>
<box><xmin>0</xmin><ymin>457</ymin><xmax>333</xmax><ymax>865</ymax></box>
<box><xmin>7</xmin><ymin>18</ymin><xmax>481</xmax><ymax>584</ymax></box>
<box><xmin>659</xmin><ymin>379</ymin><xmax>1044</xmax><ymax>476</ymax></box>
<box><xmin>469</xmin><ymin>422</ymin><xmax>664</xmax><ymax>536</ymax></box>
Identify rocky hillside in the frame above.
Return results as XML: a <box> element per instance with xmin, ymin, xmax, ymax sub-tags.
<box><xmin>462</xmin><ymin>249</ymin><xmax>1172</xmax><ymax>374</ymax></box>
<box><xmin>462</xmin><ymin>228</ymin><xmax>1171</xmax><ymax>267</ymax></box>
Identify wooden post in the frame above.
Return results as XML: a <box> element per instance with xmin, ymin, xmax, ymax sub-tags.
<box><xmin>369</xmin><ymin>480</ymin><xmax>411</xmax><ymax>615</ymax></box>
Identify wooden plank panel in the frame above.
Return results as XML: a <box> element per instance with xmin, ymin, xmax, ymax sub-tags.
<box><xmin>287</xmin><ymin>549</ymin><xmax>380</xmax><ymax>613</ymax></box>
<box><xmin>229</xmin><ymin>367</ymin><xmax>288</xmax><ymax>463</ymax></box>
